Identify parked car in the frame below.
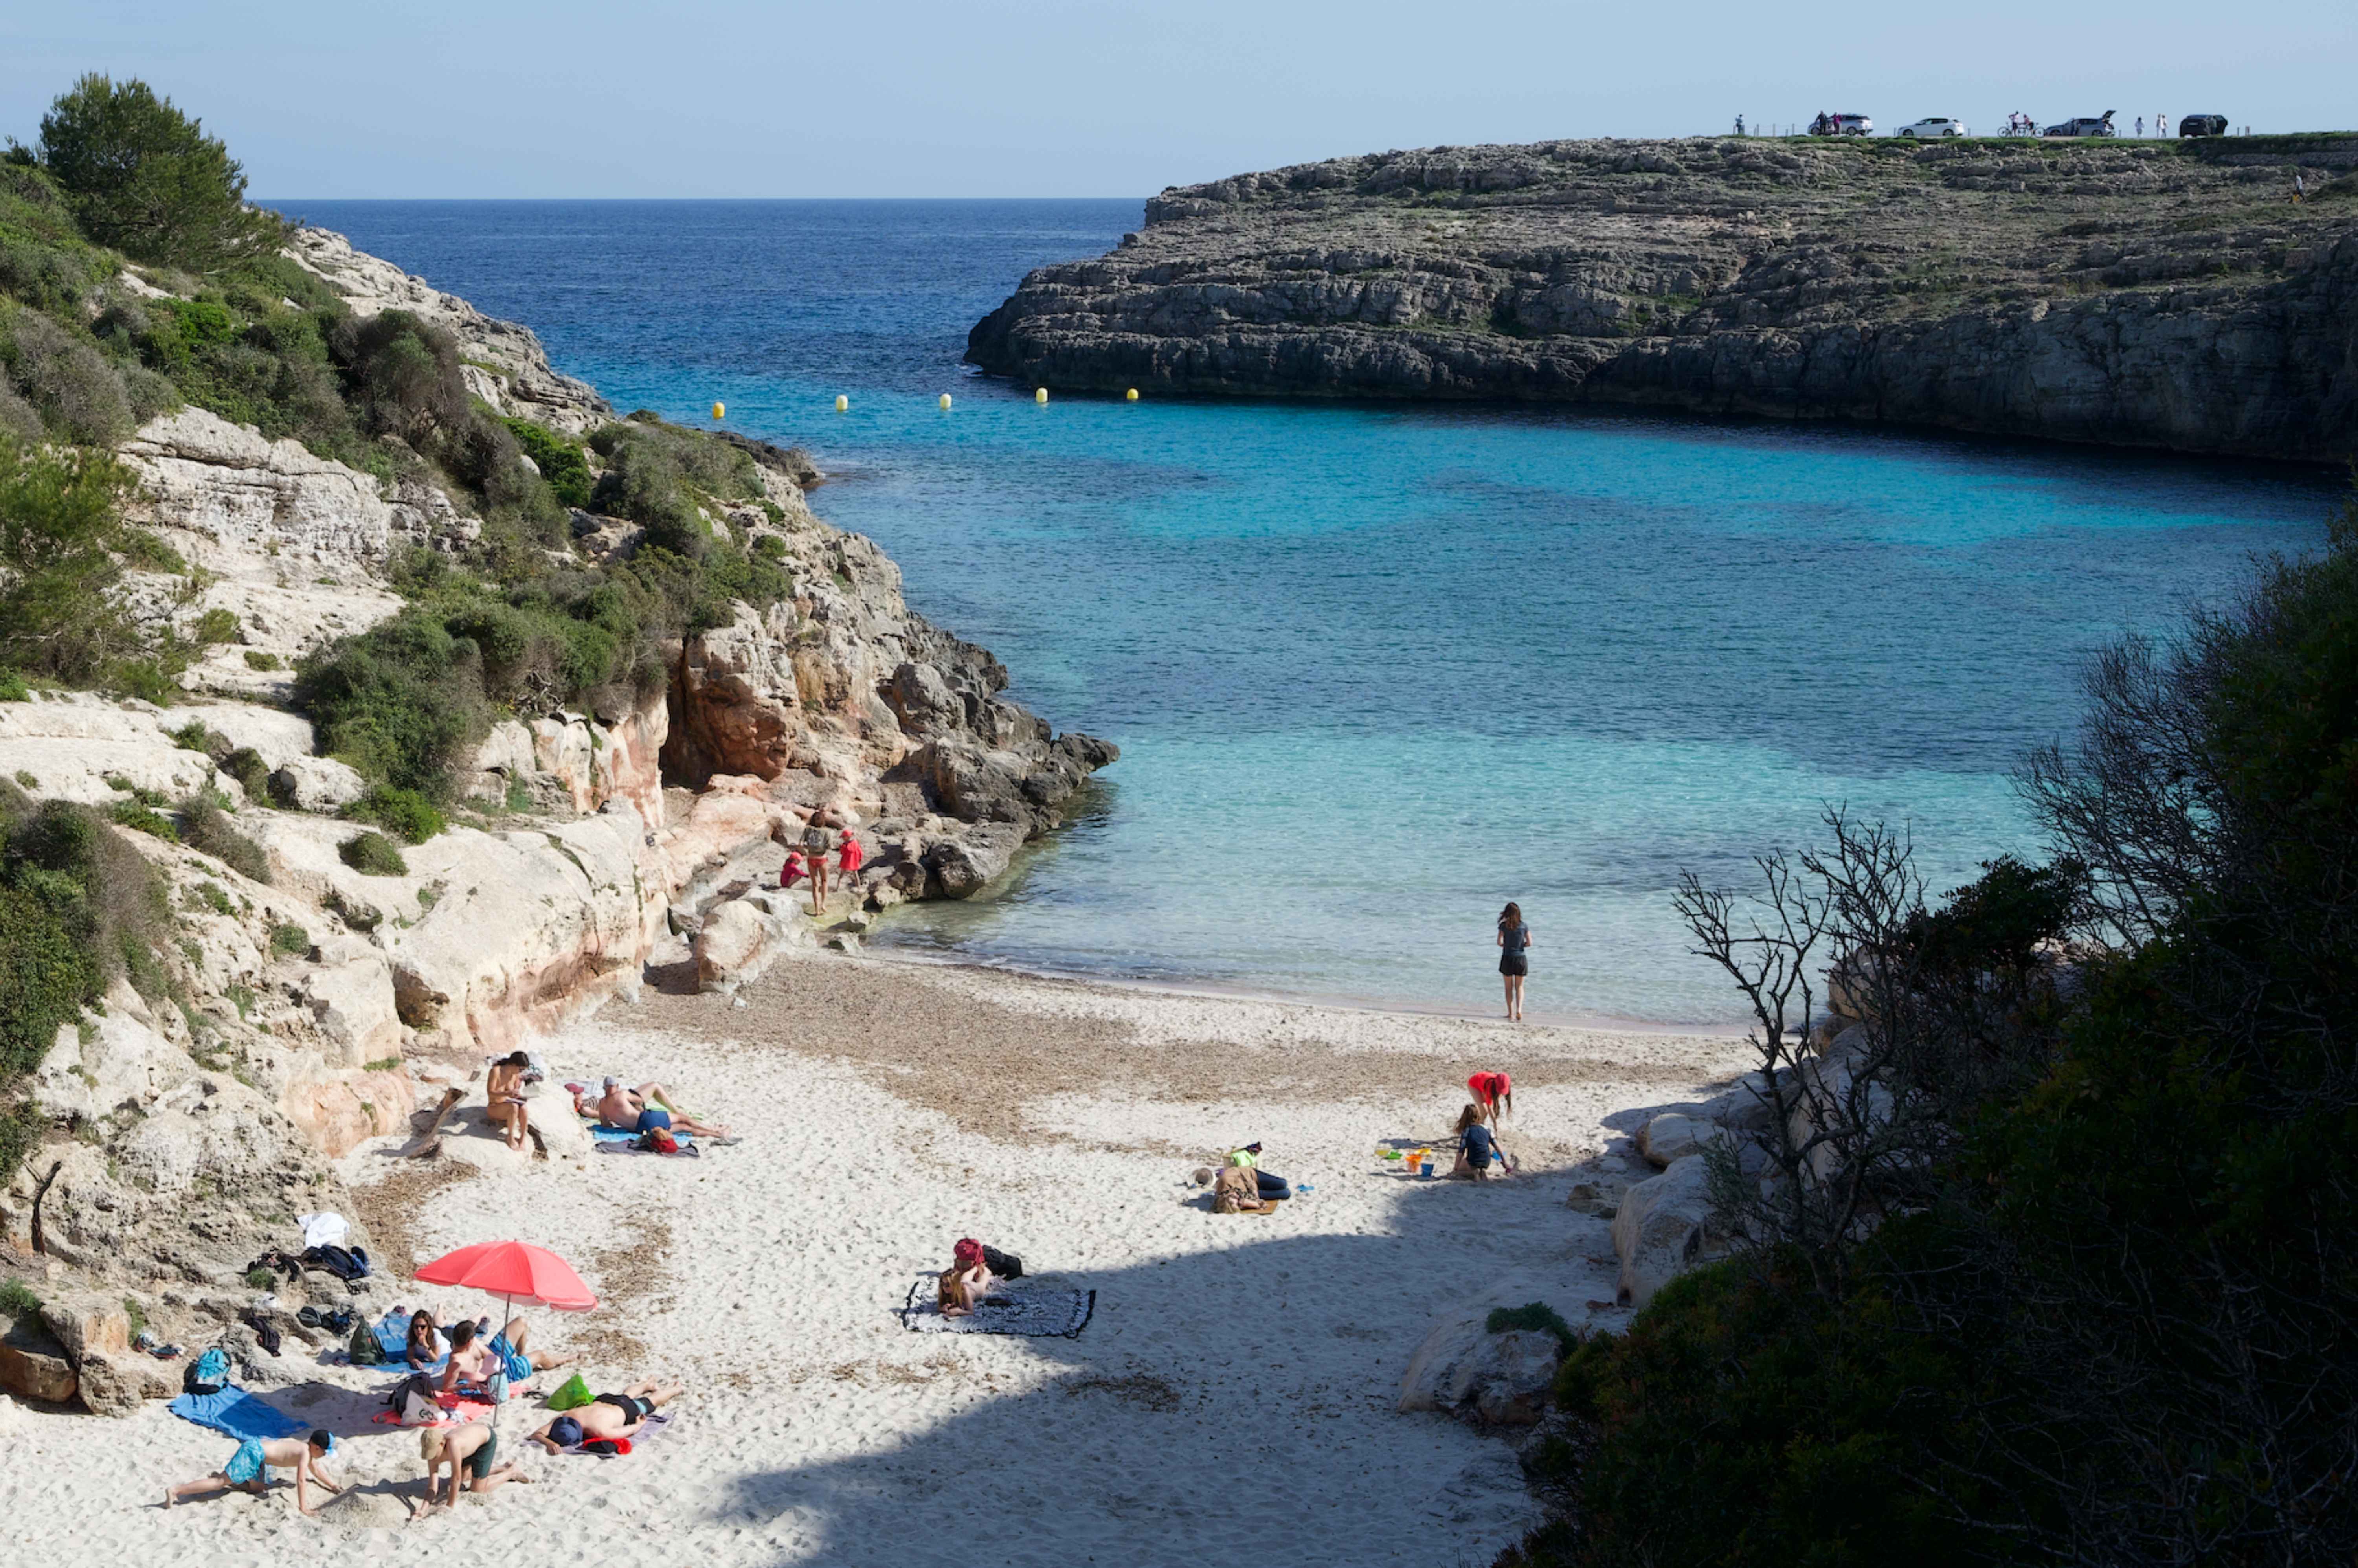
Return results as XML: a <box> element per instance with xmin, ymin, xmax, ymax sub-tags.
<box><xmin>1894</xmin><ymin>117</ymin><xmax>1967</xmax><ymax>138</ymax></box>
<box><xmin>2043</xmin><ymin>111</ymin><xmax>2117</xmax><ymax>138</ymax></box>
<box><xmin>1809</xmin><ymin>112</ymin><xmax>1874</xmax><ymax>136</ymax></box>
<box><xmin>2180</xmin><ymin>114</ymin><xmax>2230</xmax><ymax>138</ymax></box>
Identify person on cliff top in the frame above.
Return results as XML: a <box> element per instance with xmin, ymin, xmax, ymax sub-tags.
<box><xmin>165</xmin><ymin>1430</ymin><xmax>340</xmax><ymax>1514</ymax></box>
<box><xmin>591</xmin><ymin>1077</ymin><xmax>737</xmax><ymax>1144</ymax></box>
<box><xmin>1226</xmin><ymin>1141</ymin><xmax>1291</xmax><ymax>1201</ymax></box>
<box><xmin>420</xmin><ymin>1423</ymin><xmax>533</xmax><ymax>1508</ymax></box>
<box><xmin>1467</xmin><ymin>1069</ymin><xmax>1513</xmax><ymax>1127</ymax></box>
<box><xmin>1496</xmin><ymin>903</ymin><xmax>1532</xmax><ymax>1021</ymax></box>
<box><xmin>485</xmin><ymin>1050</ymin><xmax>532</xmax><ymax>1153</ymax></box>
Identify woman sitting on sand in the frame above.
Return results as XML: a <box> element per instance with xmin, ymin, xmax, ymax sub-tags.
<box><xmin>1449</xmin><ymin>1103</ymin><xmax>1513</xmax><ymax>1180</ymax></box>
<box><xmin>485</xmin><ymin>1050</ymin><xmax>531</xmax><ymax>1152</ymax></box>
<box><xmin>938</xmin><ymin>1238</ymin><xmax>995</xmax><ymax>1316</ymax></box>
<box><xmin>404</xmin><ymin>1308</ymin><xmax>444</xmax><ymax>1370</ymax></box>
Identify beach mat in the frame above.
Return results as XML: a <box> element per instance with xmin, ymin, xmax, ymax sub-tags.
<box><xmin>370</xmin><ymin>1392</ymin><xmax>496</xmax><ymax>1429</ymax></box>
<box><xmin>558</xmin><ymin>1412</ymin><xmax>673</xmax><ymax>1455</ymax></box>
<box><xmin>370</xmin><ymin>1310</ymin><xmax>447</xmax><ymax>1372</ymax></box>
<box><xmin>169</xmin><ymin>1386</ymin><xmax>307</xmax><ymax>1441</ymax></box>
<box><xmin>898</xmin><ymin>1277</ymin><xmax>1095</xmax><ymax>1337</ymax></box>
<box><xmin>592</xmin><ymin>1126</ymin><xmax>698</xmax><ymax>1156</ymax></box>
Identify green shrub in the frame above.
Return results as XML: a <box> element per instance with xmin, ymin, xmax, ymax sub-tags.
<box><xmin>344</xmin><ymin>784</ymin><xmax>444</xmax><ymax>844</ymax></box>
<box><xmin>0</xmin><ymin>1277</ymin><xmax>39</xmax><ymax>1321</ymax></box>
<box><xmin>0</xmin><ymin>307</ymin><xmax>132</xmax><ymax>444</ymax></box>
<box><xmin>505</xmin><ymin>418</ymin><xmax>592</xmax><ymax>507</ymax></box>
<box><xmin>292</xmin><ymin>608</ymin><xmax>488</xmax><ymax>795</ymax></box>
<box><xmin>31</xmin><ymin>74</ymin><xmax>286</xmax><ymax>272</ymax></box>
<box><xmin>753</xmin><ymin>533</ymin><xmax>787</xmax><ymax>560</ymax></box>
<box><xmin>168</xmin><ymin>719</ymin><xmax>226</xmax><ymax>756</ymax></box>
<box><xmin>190</xmin><ymin>607</ymin><xmax>239</xmax><ymax>645</ymax></box>
<box><xmin>338</xmin><ymin>830</ymin><xmax>406</xmax><ymax>875</ymax></box>
<box><xmin>242</xmin><ymin>650</ymin><xmax>280</xmax><ymax>671</ymax></box>
<box><xmin>0</xmin><ymin>1098</ymin><xmax>40</xmax><ymax>1186</ymax></box>
<box><xmin>1485</xmin><ymin>1300</ymin><xmax>1577</xmax><ymax>1352</ymax></box>
<box><xmin>0</xmin><ymin>435</ymin><xmax>146</xmax><ymax>687</ymax></box>
<box><xmin>0</xmin><ymin>671</ymin><xmax>27</xmax><ymax>702</ymax></box>
<box><xmin>267</xmin><ymin>920</ymin><xmax>309</xmax><ymax>957</ymax></box>
<box><xmin>242</xmin><ymin>1266</ymin><xmax>275</xmax><ymax>1290</ymax></box>
<box><xmin>332</xmin><ymin>309</ymin><xmax>467</xmax><ymax>446</ymax></box>
<box><xmin>105</xmin><ymin>797</ymin><xmax>176</xmax><ymax>840</ymax></box>
<box><xmin>217</xmin><ymin>746</ymin><xmax>268</xmax><ymax>799</ymax></box>
<box><xmin>178</xmin><ymin>794</ymin><xmax>268</xmax><ymax>883</ymax></box>
<box><xmin>187</xmin><ymin>879</ymin><xmax>231</xmax><ymax>914</ymax></box>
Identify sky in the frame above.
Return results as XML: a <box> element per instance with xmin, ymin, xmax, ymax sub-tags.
<box><xmin>4</xmin><ymin>1</ymin><xmax>2351</xmax><ymax>198</ymax></box>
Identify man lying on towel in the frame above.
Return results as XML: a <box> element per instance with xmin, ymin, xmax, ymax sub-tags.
<box><xmin>575</xmin><ymin>1078</ymin><xmax>738</xmax><ymax>1144</ymax></box>
<box><xmin>527</xmin><ymin>1380</ymin><xmax>683</xmax><ymax>1452</ymax></box>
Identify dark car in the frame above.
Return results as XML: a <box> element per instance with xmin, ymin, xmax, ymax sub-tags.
<box><xmin>2044</xmin><ymin>111</ymin><xmax>2117</xmax><ymax>138</ymax></box>
<box><xmin>2180</xmin><ymin>114</ymin><xmax>2230</xmax><ymax>138</ymax></box>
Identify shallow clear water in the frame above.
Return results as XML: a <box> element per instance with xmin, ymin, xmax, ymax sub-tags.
<box><xmin>283</xmin><ymin>198</ymin><xmax>2338</xmax><ymax>1023</ymax></box>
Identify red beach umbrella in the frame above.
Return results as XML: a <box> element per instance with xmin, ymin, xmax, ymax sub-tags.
<box><xmin>415</xmin><ymin>1239</ymin><xmax>599</xmax><ymax>1311</ymax></box>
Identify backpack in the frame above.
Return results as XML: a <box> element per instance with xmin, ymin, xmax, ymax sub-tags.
<box><xmin>637</xmin><ymin>1127</ymin><xmax>679</xmax><ymax>1155</ymax></box>
<box><xmin>302</xmin><ymin>1243</ymin><xmax>371</xmax><ymax>1282</ymax></box>
<box><xmin>387</xmin><ymin>1372</ymin><xmax>441</xmax><ymax>1426</ymax></box>
<box><xmin>981</xmin><ymin>1245</ymin><xmax>1024</xmax><ymax>1281</ymax></box>
<box><xmin>182</xmin><ymin>1346</ymin><xmax>231</xmax><ymax>1396</ymax></box>
<box><xmin>348</xmin><ymin>1321</ymin><xmax>384</xmax><ymax>1365</ymax></box>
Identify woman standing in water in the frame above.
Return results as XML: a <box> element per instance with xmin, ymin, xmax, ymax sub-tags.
<box><xmin>1495</xmin><ymin>902</ymin><xmax>1531</xmax><ymax>1021</ymax></box>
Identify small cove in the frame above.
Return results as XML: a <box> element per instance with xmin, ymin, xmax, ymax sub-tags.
<box><xmin>281</xmin><ymin>197</ymin><xmax>2340</xmax><ymax>1023</ymax></box>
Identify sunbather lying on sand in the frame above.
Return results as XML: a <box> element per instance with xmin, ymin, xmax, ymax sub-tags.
<box><xmin>527</xmin><ymin>1381</ymin><xmax>683</xmax><ymax>1451</ymax></box>
<box><xmin>578</xmin><ymin>1077</ymin><xmax>738</xmax><ymax>1142</ymax></box>
<box><xmin>421</xmin><ymin>1424</ymin><xmax>533</xmax><ymax>1507</ymax></box>
<box><xmin>938</xmin><ymin>1238</ymin><xmax>997</xmax><ymax>1316</ymax></box>
<box><xmin>165</xmin><ymin>1430</ymin><xmax>339</xmax><ymax>1515</ymax></box>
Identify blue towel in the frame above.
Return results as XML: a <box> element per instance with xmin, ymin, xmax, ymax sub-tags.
<box><xmin>591</xmin><ymin>1125</ymin><xmax>695</xmax><ymax>1152</ymax></box>
<box><xmin>168</xmin><ymin>1385</ymin><xmax>307</xmax><ymax>1441</ymax></box>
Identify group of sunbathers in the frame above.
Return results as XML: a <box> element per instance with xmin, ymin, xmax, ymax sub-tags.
<box><xmin>164</xmin><ymin>1305</ymin><xmax>685</xmax><ymax>1517</ymax></box>
<box><xmin>569</xmin><ymin>1076</ymin><xmax>738</xmax><ymax>1144</ymax></box>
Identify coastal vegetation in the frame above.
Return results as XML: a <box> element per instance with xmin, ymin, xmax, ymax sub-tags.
<box><xmin>1506</xmin><ymin>493</ymin><xmax>2358</xmax><ymax>1566</ymax></box>
<box><xmin>2</xmin><ymin>74</ymin><xmax>796</xmax><ymax>808</ymax></box>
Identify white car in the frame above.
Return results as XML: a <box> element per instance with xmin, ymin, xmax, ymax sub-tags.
<box><xmin>1895</xmin><ymin>117</ymin><xmax>1967</xmax><ymax>138</ymax></box>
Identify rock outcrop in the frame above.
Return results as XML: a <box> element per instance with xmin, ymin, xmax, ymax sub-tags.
<box><xmin>1399</xmin><ymin>1303</ymin><xmax>1563</xmax><ymax>1427</ymax></box>
<box><xmin>970</xmin><ymin>134</ymin><xmax>2358</xmax><ymax>463</ymax></box>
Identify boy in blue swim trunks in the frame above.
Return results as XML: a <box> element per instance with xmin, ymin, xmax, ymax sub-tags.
<box><xmin>166</xmin><ymin>1429</ymin><xmax>339</xmax><ymax>1514</ymax></box>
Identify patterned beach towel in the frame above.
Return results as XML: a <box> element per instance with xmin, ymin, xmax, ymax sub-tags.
<box><xmin>592</xmin><ymin>1126</ymin><xmax>698</xmax><ymax>1156</ymax></box>
<box><xmin>897</xmin><ymin>1276</ymin><xmax>1095</xmax><ymax>1337</ymax></box>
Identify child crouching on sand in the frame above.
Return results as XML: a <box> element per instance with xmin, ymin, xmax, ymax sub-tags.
<box><xmin>166</xmin><ymin>1430</ymin><xmax>339</xmax><ymax>1514</ymax></box>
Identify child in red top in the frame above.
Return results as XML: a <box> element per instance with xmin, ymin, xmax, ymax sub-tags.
<box><xmin>1467</xmin><ymin>1070</ymin><xmax>1513</xmax><ymax>1126</ymax></box>
<box><xmin>779</xmin><ymin>850</ymin><xmax>807</xmax><ymax>889</ymax></box>
<box><xmin>836</xmin><ymin>830</ymin><xmax>864</xmax><ymax>882</ymax></box>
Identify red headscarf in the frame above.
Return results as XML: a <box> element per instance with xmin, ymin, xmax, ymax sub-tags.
<box><xmin>953</xmin><ymin>1238</ymin><xmax>983</xmax><ymax>1269</ymax></box>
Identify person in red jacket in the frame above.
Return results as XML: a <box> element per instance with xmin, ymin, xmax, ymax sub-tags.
<box><xmin>836</xmin><ymin>829</ymin><xmax>864</xmax><ymax>894</ymax></box>
<box><xmin>1467</xmin><ymin>1070</ymin><xmax>1513</xmax><ymax>1128</ymax></box>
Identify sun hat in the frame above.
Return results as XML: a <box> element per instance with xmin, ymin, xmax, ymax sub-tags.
<box><xmin>953</xmin><ymin>1238</ymin><xmax>983</xmax><ymax>1268</ymax></box>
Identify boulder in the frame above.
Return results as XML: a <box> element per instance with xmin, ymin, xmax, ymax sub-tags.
<box><xmin>0</xmin><ymin>1321</ymin><xmax>77</xmax><ymax>1405</ymax></box>
<box><xmin>1398</xmin><ymin>1303</ymin><xmax>1561</xmax><ymax>1426</ymax></box>
<box><xmin>1564</xmin><ymin>1179</ymin><xmax>1623</xmax><ymax>1218</ymax></box>
<box><xmin>924</xmin><ymin>822</ymin><xmax>1025</xmax><ymax>899</ymax></box>
<box><xmin>524</xmin><ymin>1095</ymin><xmax>594</xmax><ymax>1162</ymax></box>
<box><xmin>884</xmin><ymin>661</ymin><xmax>965</xmax><ymax>738</ymax></box>
<box><xmin>291</xmin><ymin>951</ymin><xmax>406</xmax><ymax>1067</ymax></box>
<box><xmin>30</xmin><ymin>1004</ymin><xmax>181</xmax><ymax>1122</ymax></box>
<box><xmin>37</xmin><ymin>1290</ymin><xmax>130</xmax><ymax>1365</ymax></box>
<box><xmin>1611</xmin><ymin>1153</ymin><xmax>1722</xmax><ymax>1308</ymax></box>
<box><xmin>270</xmin><ymin>756</ymin><xmax>367</xmax><ymax>814</ymax></box>
<box><xmin>74</xmin><ymin>1349</ymin><xmax>178</xmax><ymax>1416</ymax></box>
<box><xmin>1638</xmin><ymin>1111</ymin><xmax>1713</xmax><ymax>1168</ymax></box>
<box><xmin>691</xmin><ymin>894</ymin><xmax>799</xmax><ymax>991</ymax></box>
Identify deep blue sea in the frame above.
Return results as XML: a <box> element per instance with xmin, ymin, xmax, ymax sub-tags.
<box><xmin>277</xmin><ymin>198</ymin><xmax>2338</xmax><ymax>1025</ymax></box>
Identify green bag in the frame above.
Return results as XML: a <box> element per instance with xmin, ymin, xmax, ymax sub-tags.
<box><xmin>547</xmin><ymin>1372</ymin><xmax>593</xmax><ymax>1410</ymax></box>
<box><xmin>349</xmin><ymin>1322</ymin><xmax>383</xmax><ymax>1366</ymax></box>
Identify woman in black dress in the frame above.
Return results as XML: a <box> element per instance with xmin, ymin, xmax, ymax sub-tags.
<box><xmin>1496</xmin><ymin>902</ymin><xmax>1531</xmax><ymax>1021</ymax></box>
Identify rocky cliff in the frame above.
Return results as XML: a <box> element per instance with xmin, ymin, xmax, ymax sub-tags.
<box><xmin>0</xmin><ymin>231</ymin><xmax>1112</xmax><ymax>1393</ymax></box>
<box><xmin>969</xmin><ymin>134</ymin><xmax>2358</xmax><ymax>462</ymax></box>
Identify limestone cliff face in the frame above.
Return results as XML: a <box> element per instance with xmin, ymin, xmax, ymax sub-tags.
<box><xmin>968</xmin><ymin>134</ymin><xmax>2358</xmax><ymax>462</ymax></box>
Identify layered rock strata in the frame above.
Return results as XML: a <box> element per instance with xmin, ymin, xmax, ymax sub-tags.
<box><xmin>970</xmin><ymin>134</ymin><xmax>2358</xmax><ymax>462</ymax></box>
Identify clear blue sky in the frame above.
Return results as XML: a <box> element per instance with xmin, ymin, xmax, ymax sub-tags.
<box><xmin>6</xmin><ymin>1</ymin><xmax>2350</xmax><ymax>198</ymax></box>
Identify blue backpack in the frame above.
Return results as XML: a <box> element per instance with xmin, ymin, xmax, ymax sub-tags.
<box><xmin>182</xmin><ymin>1346</ymin><xmax>231</xmax><ymax>1396</ymax></box>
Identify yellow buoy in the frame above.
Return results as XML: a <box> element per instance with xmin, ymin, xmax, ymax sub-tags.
<box><xmin>939</xmin><ymin>393</ymin><xmax>952</xmax><ymax>411</ymax></box>
<box><xmin>1035</xmin><ymin>387</ymin><xmax>1049</xmax><ymax>404</ymax></box>
<box><xmin>711</xmin><ymin>400</ymin><xmax>725</xmax><ymax>420</ymax></box>
<box><xmin>835</xmin><ymin>395</ymin><xmax>848</xmax><ymax>413</ymax></box>
<box><xmin>1126</xmin><ymin>387</ymin><xmax>1139</xmax><ymax>401</ymax></box>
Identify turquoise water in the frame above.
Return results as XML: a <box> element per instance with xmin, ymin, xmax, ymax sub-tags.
<box><xmin>284</xmin><ymin>200</ymin><xmax>2338</xmax><ymax>1023</ymax></box>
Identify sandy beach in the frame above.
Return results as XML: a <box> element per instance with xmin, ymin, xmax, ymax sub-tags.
<box><xmin>2</xmin><ymin>947</ymin><xmax>1752</xmax><ymax>1567</ymax></box>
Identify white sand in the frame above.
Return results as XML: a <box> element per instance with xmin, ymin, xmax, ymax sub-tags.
<box><xmin>1</xmin><ymin>949</ymin><xmax>1751</xmax><ymax>1566</ymax></box>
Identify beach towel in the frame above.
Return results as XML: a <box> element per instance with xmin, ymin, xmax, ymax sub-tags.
<box><xmin>168</xmin><ymin>1386</ymin><xmax>307</xmax><ymax>1441</ymax></box>
<box><xmin>593</xmin><ymin>1125</ymin><xmax>698</xmax><ymax>1155</ymax></box>
<box><xmin>897</xmin><ymin>1277</ymin><xmax>1095</xmax><ymax>1337</ymax></box>
<box><xmin>370</xmin><ymin>1311</ymin><xmax>447</xmax><ymax>1373</ymax></box>
<box><xmin>555</xmin><ymin>1412</ymin><xmax>673</xmax><ymax>1455</ymax></box>
<box><xmin>370</xmin><ymin>1391</ymin><xmax>496</xmax><ymax>1428</ymax></box>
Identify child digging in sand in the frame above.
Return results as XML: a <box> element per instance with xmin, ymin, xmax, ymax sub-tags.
<box><xmin>421</xmin><ymin>1423</ymin><xmax>533</xmax><ymax>1507</ymax></box>
<box><xmin>166</xmin><ymin>1430</ymin><xmax>340</xmax><ymax>1514</ymax></box>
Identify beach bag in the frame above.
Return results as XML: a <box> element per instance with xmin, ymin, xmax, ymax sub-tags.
<box><xmin>982</xmin><ymin>1245</ymin><xmax>1024</xmax><ymax>1281</ymax></box>
<box><xmin>548</xmin><ymin>1372</ymin><xmax>593</xmax><ymax>1411</ymax></box>
<box><xmin>348</xmin><ymin>1322</ymin><xmax>384</xmax><ymax>1366</ymax></box>
<box><xmin>388</xmin><ymin>1372</ymin><xmax>441</xmax><ymax>1426</ymax></box>
<box><xmin>302</xmin><ymin>1243</ymin><xmax>370</xmax><ymax>1282</ymax></box>
<box><xmin>182</xmin><ymin>1346</ymin><xmax>231</xmax><ymax>1396</ymax></box>
<box><xmin>637</xmin><ymin>1127</ymin><xmax>679</xmax><ymax>1154</ymax></box>
<box><xmin>1213</xmin><ymin>1166</ymin><xmax>1268</xmax><ymax>1214</ymax></box>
